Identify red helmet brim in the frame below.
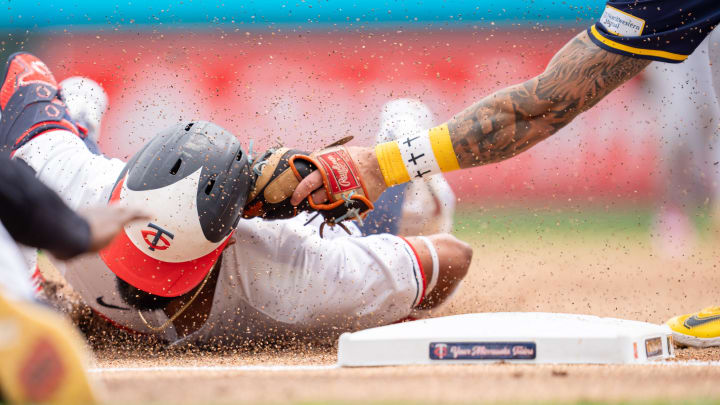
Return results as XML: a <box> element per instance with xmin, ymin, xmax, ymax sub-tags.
<box><xmin>99</xmin><ymin>229</ymin><xmax>229</xmax><ymax>297</ymax></box>
<box><xmin>100</xmin><ymin>174</ymin><xmax>229</xmax><ymax>297</ymax></box>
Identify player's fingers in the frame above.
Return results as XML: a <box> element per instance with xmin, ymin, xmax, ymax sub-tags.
<box><xmin>126</xmin><ymin>207</ymin><xmax>152</xmax><ymax>222</ymax></box>
<box><xmin>291</xmin><ymin>170</ymin><xmax>324</xmax><ymax>206</ymax></box>
<box><xmin>311</xmin><ymin>188</ymin><xmax>328</xmax><ymax>205</ymax></box>
<box><xmin>110</xmin><ymin>205</ymin><xmax>152</xmax><ymax>225</ymax></box>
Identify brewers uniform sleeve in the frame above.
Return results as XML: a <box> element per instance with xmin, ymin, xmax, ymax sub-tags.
<box><xmin>225</xmin><ymin>212</ymin><xmax>425</xmax><ymax>331</ymax></box>
<box><xmin>588</xmin><ymin>0</ymin><xmax>720</xmax><ymax>63</ymax></box>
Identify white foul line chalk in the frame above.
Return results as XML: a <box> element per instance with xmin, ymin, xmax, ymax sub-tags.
<box><xmin>89</xmin><ymin>365</ymin><xmax>338</xmax><ymax>373</ymax></box>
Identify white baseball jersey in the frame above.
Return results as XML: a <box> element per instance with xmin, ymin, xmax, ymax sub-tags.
<box><xmin>15</xmin><ymin>130</ymin><xmax>424</xmax><ymax>344</ymax></box>
<box><xmin>0</xmin><ymin>223</ymin><xmax>36</xmax><ymax>301</ymax></box>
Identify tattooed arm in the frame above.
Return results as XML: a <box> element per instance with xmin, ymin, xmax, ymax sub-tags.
<box><xmin>449</xmin><ymin>30</ymin><xmax>650</xmax><ymax>168</ymax></box>
<box><xmin>291</xmin><ymin>30</ymin><xmax>651</xmax><ymax>206</ymax></box>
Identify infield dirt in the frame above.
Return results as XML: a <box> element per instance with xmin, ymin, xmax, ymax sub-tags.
<box><xmin>45</xmin><ymin>208</ymin><xmax>720</xmax><ymax>404</ymax></box>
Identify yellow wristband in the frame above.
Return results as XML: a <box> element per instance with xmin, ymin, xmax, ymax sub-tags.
<box><xmin>375</xmin><ymin>123</ymin><xmax>460</xmax><ymax>187</ymax></box>
<box><xmin>375</xmin><ymin>140</ymin><xmax>410</xmax><ymax>186</ymax></box>
<box><xmin>428</xmin><ymin>123</ymin><xmax>460</xmax><ymax>172</ymax></box>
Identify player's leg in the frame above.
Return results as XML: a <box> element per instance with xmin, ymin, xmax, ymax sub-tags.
<box><xmin>0</xmin><ymin>52</ymin><xmax>120</xmax><ymax>209</ymax></box>
<box><xmin>403</xmin><ymin>234</ymin><xmax>472</xmax><ymax>310</ymax></box>
<box><xmin>399</xmin><ymin>175</ymin><xmax>456</xmax><ymax>236</ymax></box>
<box><xmin>359</xmin><ymin>98</ymin><xmax>456</xmax><ymax>236</ymax></box>
<box><xmin>0</xmin><ymin>52</ymin><xmax>86</xmax><ymax>153</ymax></box>
<box><xmin>664</xmin><ymin>28</ymin><xmax>720</xmax><ymax>348</ymax></box>
<box><xmin>709</xmin><ymin>28</ymin><xmax>720</xmax><ymax>116</ymax></box>
<box><xmin>0</xmin><ymin>222</ymin><xmax>97</xmax><ymax>404</ymax></box>
<box><xmin>2</xmin><ymin>56</ymin><xmax>124</xmax><ymax>211</ymax></box>
<box><xmin>357</xmin><ymin>99</ymin><xmax>421</xmax><ymax>235</ymax></box>
<box><xmin>0</xmin><ymin>52</ymin><xmax>101</xmax><ymax>404</ymax></box>
<box><xmin>708</xmin><ymin>28</ymin><xmax>720</xmax><ymax>225</ymax></box>
<box><xmin>646</xmin><ymin>35</ymin><xmax>720</xmax><ymax>257</ymax></box>
<box><xmin>59</xmin><ymin>76</ymin><xmax>108</xmax><ymax>154</ymax></box>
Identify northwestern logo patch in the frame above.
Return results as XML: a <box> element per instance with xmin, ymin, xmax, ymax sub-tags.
<box><xmin>429</xmin><ymin>342</ymin><xmax>536</xmax><ymax>361</ymax></box>
<box><xmin>599</xmin><ymin>5</ymin><xmax>645</xmax><ymax>37</ymax></box>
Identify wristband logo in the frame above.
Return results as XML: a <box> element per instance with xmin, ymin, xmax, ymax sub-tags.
<box><xmin>141</xmin><ymin>223</ymin><xmax>175</xmax><ymax>251</ymax></box>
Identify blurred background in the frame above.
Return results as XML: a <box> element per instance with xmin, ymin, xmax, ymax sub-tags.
<box><xmin>1</xmin><ymin>0</ymin><xmax>664</xmax><ymax>206</ymax></box>
<box><xmin>4</xmin><ymin>1</ymin><xmax>720</xmax><ymax>318</ymax></box>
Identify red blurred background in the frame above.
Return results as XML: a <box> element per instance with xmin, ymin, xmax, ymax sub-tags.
<box><xmin>35</xmin><ymin>28</ymin><xmax>659</xmax><ymax>205</ymax></box>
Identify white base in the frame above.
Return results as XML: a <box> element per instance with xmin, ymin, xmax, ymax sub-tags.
<box><xmin>337</xmin><ymin>312</ymin><xmax>674</xmax><ymax>367</ymax></box>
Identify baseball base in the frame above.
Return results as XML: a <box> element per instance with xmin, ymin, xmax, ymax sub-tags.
<box><xmin>337</xmin><ymin>312</ymin><xmax>674</xmax><ymax>366</ymax></box>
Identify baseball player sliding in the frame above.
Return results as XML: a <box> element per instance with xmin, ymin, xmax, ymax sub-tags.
<box><xmin>2</xmin><ymin>52</ymin><xmax>471</xmax><ymax>345</ymax></box>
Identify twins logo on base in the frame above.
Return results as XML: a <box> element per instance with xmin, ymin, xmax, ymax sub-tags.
<box><xmin>429</xmin><ymin>342</ymin><xmax>537</xmax><ymax>361</ymax></box>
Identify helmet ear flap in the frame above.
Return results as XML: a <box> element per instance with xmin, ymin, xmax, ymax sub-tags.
<box><xmin>195</xmin><ymin>130</ymin><xmax>253</xmax><ymax>243</ymax></box>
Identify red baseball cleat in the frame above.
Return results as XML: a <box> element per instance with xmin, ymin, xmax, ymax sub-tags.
<box><xmin>0</xmin><ymin>52</ymin><xmax>84</xmax><ymax>155</ymax></box>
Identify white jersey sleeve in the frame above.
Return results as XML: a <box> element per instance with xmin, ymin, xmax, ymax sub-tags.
<box><xmin>0</xmin><ymin>223</ymin><xmax>37</xmax><ymax>301</ymax></box>
<box><xmin>217</xmin><ymin>213</ymin><xmax>425</xmax><ymax>334</ymax></box>
<box><xmin>13</xmin><ymin>130</ymin><xmax>124</xmax><ymax>284</ymax></box>
<box><xmin>13</xmin><ymin>130</ymin><xmax>124</xmax><ymax>211</ymax></box>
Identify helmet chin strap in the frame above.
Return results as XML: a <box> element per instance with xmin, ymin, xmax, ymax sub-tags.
<box><xmin>137</xmin><ymin>264</ymin><xmax>215</xmax><ymax>333</ymax></box>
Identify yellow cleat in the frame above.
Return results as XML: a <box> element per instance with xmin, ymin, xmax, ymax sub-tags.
<box><xmin>0</xmin><ymin>291</ymin><xmax>98</xmax><ymax>404</ymax></box>
<box><xmin>666</xmin><ymin>306</ymin><xmax>720</xmax><ymax>348</ymax></box>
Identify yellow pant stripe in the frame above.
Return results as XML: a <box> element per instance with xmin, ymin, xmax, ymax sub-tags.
<box><xmin>428</xmin><ymin>123</ymin><xmax>460</xmax><ymax>172</ymax></box>
<box><xmin>375</xmin><ymin>141</ymin><xmax>410</xmax><ymax>186</ymax></box>
<box><xmin>589</xmin><ymin>25</ymin><xmax>687</xmax><ymax>62</ymax></box>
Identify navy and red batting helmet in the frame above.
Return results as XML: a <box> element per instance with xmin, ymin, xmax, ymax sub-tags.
<box><xmin>100</xmin><ymin>121</ymin><xmax>252</xmax><ymax>297</ymax></box>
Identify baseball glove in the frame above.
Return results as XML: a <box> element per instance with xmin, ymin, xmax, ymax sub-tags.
<box><xmin>243</xmin><ymin>137</ymin><xmax>374</xmax><ymax>236</ymax></box>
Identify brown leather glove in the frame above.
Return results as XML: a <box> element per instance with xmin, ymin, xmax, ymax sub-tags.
<box><xmin>243</xmin><ymin>138</ymin><xmax>374</xmax><ymax>236</ymax></box>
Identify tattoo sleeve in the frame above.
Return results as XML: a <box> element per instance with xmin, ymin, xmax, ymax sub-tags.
<box><xmin>448</xmin><ymin>30</ymin><xmax>651</xmax><ymax>168</ymax></box>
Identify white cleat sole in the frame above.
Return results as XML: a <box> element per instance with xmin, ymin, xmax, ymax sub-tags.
<box><xmin>671</xmin><ymin>332</ymin><xmax>720</xmax><ymax>348</ymax></box>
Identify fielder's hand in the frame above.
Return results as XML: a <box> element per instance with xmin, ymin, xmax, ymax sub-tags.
<box><xmin>290</xmin><ymin>145</ymin><xmax>386</xmax><ymax>208</ymax></box>
<box><xmin>84</xmin><ymin>204</ymin><xmax>151</xmax><ymax>252</ymax></box>
<box><xmin>245</xmin><ymin>139</ymin><xmax>384</xmax><ymax>235</ymax></box>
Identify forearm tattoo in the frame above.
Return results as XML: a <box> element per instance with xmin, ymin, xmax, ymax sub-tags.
<box><xmin>448</xmin><ymin>31</ymin><xmax>651</xmax><ymax>168</ymax></box>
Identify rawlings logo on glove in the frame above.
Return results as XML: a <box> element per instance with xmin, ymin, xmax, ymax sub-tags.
<box><xmin>324</xmin><ymin>153</ymin><xmax>354</xmax><ymax>189</ymax></box>
<box><xmin>243</xmin><ymin>137</ymin><xmax>374</xmax><ymax>236</ymax></box>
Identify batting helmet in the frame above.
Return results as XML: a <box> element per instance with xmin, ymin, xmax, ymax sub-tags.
<box><xmin>99</xmin><ymin>121</ymin><xmax>252</xmax><ymax>297</ymax></box>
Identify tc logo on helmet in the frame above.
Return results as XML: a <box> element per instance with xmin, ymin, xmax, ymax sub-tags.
<box><xmin>141</xmin><ymin>223</ymin><xmax>174</xmax><ymax>251</ymax></box>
